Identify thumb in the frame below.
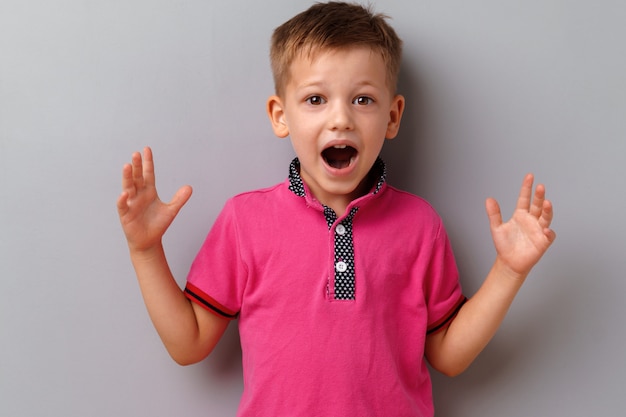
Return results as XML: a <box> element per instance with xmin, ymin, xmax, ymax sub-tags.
<box><xmin>485</xmin><ymin>197</ymin><xmax>503</xmax><ymax>230</ymax></box>
<box><xmin>168</xmin><ymin>185</ymin><xmax>193</xmax><ymax>215</ymax></box>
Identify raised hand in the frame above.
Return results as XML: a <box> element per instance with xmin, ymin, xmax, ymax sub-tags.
<box><xmin>116</xmin><ymin>147</ymin><xmax>192</xmax><ymax>252</ymax></box>
<box><xmin>485</xmin><ymin>174</ymin><xmax>556</xmax><ymax>279</ymax></box>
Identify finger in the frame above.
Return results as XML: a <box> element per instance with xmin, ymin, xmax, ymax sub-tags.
<box><xmin>120</xmin><ymin>162</ymin><xmax>137</xmax><ymax>199</ymax></box>
<box><xmin>515</xmin><ymin>173</ymin><xmax>534</xmax><ymax>211</ymax></box>
<box><xmin>142</xmin><ymin>146</ymin><xmax>156</xmax><ymax>188</ymax></box>
<box><xmin>544</xmin><ymin>227</ymin><xmax>557</xmax><ymax>245</ymax></box>
<box><xmin>529</xmin><ymin>183</ymin><xmax>546</xmax><ymax>218</ymax></box>
<box><xmin>485</xmin><ymin>197</ymin><xmax>503</xmax><ymax>230</ymax></box>
<box><xmin>131</xmin><ymin>151</ymin><xmax>144</xmax><ymax>189</ymax></box>
<box><xmin>167</xmin><ymin>185</ymin><xmax>193</xmax><ymax>215</ymax></box>
<box><xmin>538</xmin><ymin>199</ymin><xmax>554</xmax><ymax>230</ymax></box>
<box><xmin>116</xmin><ymin>191</ymin><xmax>130</xmax><ymax>216</ymax></box>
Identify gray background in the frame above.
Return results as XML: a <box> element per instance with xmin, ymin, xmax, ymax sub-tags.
<box><xmin>1</xmin><ymin>1</ymin><xmax>624</xmax><ymax>416</ymax></box>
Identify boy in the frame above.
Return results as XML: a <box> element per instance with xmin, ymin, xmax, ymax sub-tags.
<box><xmin>117</xmin><ymin>2</ymin><xmax>555</xmax><ymax>416</ymax></box>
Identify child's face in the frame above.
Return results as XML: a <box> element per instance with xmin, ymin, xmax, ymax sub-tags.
<box><xmin>267</xmin><ymin>47</ymin><xmax>404</xmax><ymax>213</ymax></box>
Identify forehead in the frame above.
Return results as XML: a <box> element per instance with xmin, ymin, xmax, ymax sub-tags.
<box><xmin>286</xmin><ymin>47</ymin><xmax>389</xmax><ymax>89</ymax></box>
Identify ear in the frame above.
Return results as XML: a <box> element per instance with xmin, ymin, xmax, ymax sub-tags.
<box><xmin>385</xmin><ymin>94</ymin><xmax>405</xmax><ymax>139</ymax></box>
<box><xmin>267</xmin><ymin>95</ymin><xmax>289</xmax><ymax>138</ymax></box>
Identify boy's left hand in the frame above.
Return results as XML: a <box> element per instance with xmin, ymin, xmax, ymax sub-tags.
<box><xmin>486</xmin><ymin>174</ymin><xmax>556</xmax><ymax>279</ymax></box>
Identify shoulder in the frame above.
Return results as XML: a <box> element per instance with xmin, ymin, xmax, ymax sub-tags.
<box><xmin>363</xmin><ymin>185</ymin><xmax>448</xmax><ymax>241</ymax></box>
<box><xmin>222</xmin><ymin>179</ymin><xmax>294</xmax><ymax>215</ymax></box>
<box><xmin>378</xmin><ymin>184</ymin><xmax>442</xmax><ymax>222</ymax></box>
<box><xmin>230</xmin><ymin>181</ymin><xmax>285</xmax><ymax>200</ymax></box>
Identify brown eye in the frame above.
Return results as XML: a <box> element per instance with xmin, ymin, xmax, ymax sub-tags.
<box><xmin>306</xmin><ymin>95</ymin><xmax>326</xmax><ymax>105</ymax></box>
<box><xmin>353</xmin><ymin>96</ymin><xmax>374</xmax><ymax>105</ymax></box>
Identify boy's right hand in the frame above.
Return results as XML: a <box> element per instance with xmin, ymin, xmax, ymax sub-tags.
<box><xmin>116</xmin><ymin>147</ymin><xmax>192</xmax><ymax>253</ymax></box>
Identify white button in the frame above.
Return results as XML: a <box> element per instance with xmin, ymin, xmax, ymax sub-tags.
<box><xmin>336</xmin><ymin>224</ymin><xmax>346</xmax><ymax>235</ymax></box>
<box><xmin>335</xmin><ymin>261</ymin><xmax>347</xmax><ymax>272</ymax></box>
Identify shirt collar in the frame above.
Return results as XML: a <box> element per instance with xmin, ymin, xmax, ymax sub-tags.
<box><xmin>288</xmin><ymin>157</ymin><xmax>387</xmax><ymax>200</ymax></box>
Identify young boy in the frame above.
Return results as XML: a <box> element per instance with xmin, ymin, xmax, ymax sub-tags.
<box><xmin>117</xmin><ymin>2</ymin><xmax>555</xmax><ymax>416</ymax></box>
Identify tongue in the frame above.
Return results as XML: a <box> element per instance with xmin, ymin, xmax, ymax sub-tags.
<box><xmin>323</xmin><ymin>147</ymin><xmax>355</xmax><ymax>169</ymax></box>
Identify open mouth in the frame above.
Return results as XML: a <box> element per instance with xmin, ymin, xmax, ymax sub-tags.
<box><xmin>322</xmin><ymin>145</ymin><xmax>357</xmax><ymax>169</ymax></box>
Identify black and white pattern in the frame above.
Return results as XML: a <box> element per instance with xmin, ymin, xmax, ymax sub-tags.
<box><xmin>288</xmin><ymin>158</ymin><xmax>385</xmax><ymax>197</ymax></box>
<box><xmin>371</xmin><ymin>159</ymin><xmax>386</xmax><ymax>196</ymax></box>
<box><xmin>288</xmin><ymin>160</ymin><xmax>307</xmax><ymax>197</ymax></box>
<box><xmin>324</xmin><ymin>206</ymin><xmax>359</xmax><ymax>299</ymax></box>
<box><xmin>288</xmin><ymin>158</ymin><xmax>386</xmax><ymax>300</ymax></box>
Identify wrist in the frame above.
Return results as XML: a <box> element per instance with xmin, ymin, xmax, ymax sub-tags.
<box><xmin>493</xmin><ymin>256</ymin><xmax>528</xmax><ymax>285</ymax></box>
<box><xmin>129</xmin><ymin>243</ymin><xmax>165</xmax><ymax>264</ymax></box>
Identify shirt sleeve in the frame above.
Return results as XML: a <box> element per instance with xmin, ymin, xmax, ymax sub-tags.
<box><xmin>423</xmin><ymin>220</ymin><xmax>467</xmax><ymax>334</ymax></box>
<box><xmin>184</xmin><ymin>199</ymin><xmax>247</xmax><ymax>320</ymax></box>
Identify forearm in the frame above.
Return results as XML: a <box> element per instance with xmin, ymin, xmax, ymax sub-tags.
<box><xmin>129</xmin><ymin>244</ymin><xmax>208</xmax><ymax>364</ymax></box>
<box><xmin>426</xmin><ymin>174</ymin><xmax>555</xmax><ymax>376</ymax></box>
<box><xmin>427</xmin><ymin>257</ymin><xmax>526</xmax><ymax>376</ymax></box>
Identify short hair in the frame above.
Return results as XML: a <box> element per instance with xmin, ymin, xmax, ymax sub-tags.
<box><xmin>270</xmin><ymin>1</ymin><xmax>403</xmax><ymax>96</ymax></box>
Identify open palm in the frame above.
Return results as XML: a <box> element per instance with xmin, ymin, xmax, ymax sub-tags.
<box><xmin>486</xmin><ymin>174</ymin><xmax>556</xmax><ymax>277</ymax></box>
<box><xmin>116</xmin><ymin>147</ymin><xmax>192</xmax><ymax>252</ymax></box>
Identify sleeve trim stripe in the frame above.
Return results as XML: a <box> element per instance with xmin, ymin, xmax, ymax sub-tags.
<box><xmin>184</xmin><ymin>283</ymin><xmax>239</xmax><ymax>320</ymax></box>
<box><xmin>427</xmin><ymin>294</ymin><xmax>467</xmax><ymax>335</ymax></box>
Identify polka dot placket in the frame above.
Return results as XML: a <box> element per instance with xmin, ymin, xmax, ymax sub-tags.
<box><xmin>287</xmin><ymin>157</ymin><xmax>387</xmax><ymax>301</ymax></box>
<box><xmin>324</xmin><ymin>206</ymin><xmax>359</xmax><ymax>300</ymax></box>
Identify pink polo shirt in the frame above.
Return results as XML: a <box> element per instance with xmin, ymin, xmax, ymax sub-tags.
<box><xmin>185</xmin><ymin>159</ymin><xmax>465</xmax><ymax>417</ymax></box>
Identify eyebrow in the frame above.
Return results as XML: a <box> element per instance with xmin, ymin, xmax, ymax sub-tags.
<box><xmin>296</xmin><ymin>79</ymin><xmax>382</xmax><ymax>90</ymax></box>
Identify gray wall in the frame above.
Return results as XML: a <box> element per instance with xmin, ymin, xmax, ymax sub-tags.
<box><xmin>1</xmin><ymin>1</ymin><xmax>624</xmax><ymax>416</ymax></box>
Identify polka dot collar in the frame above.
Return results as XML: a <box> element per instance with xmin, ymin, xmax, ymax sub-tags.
<box><xmin>287</xmin><ymin>157</ymin><xmax>387</xmax><ymax>201</ymax></box>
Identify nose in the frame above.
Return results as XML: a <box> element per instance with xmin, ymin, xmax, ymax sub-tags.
<box><xmin>328</xmin><ymin>101</ymin><xmax>354</xmax><ymax>131</ymax></box>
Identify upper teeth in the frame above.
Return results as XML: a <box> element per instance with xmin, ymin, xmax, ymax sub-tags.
<box><xmin>333</xmin><ymin>145</ymin><xmax>347</xmax><ymax>149</ymax></box>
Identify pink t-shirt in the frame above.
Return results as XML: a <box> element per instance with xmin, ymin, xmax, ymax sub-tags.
<box><xmin>185</xmin><ymin>161</ymin><xmax>465</xmax><ymax>417</ymax></box>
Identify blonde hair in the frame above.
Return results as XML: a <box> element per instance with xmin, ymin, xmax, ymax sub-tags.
<box><xmin>270</xmin><ymin>1</ymin><xmax>403</xmax><ymax>96</ymax></box>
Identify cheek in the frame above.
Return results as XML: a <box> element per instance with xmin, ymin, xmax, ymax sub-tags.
<box><xmin>288</xmin><ymin>120</ymin><xmax>317</xmax><ymax>142</ymax></box>
<box><xmin>362</xmin><ymin>117</ymin><xmax>391</xmax><ymax>138</ymax></box>
<box><xmin>289</xmin><ymin>133</ymin><xmax>317</xmax><ymax>159</ymax></box>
